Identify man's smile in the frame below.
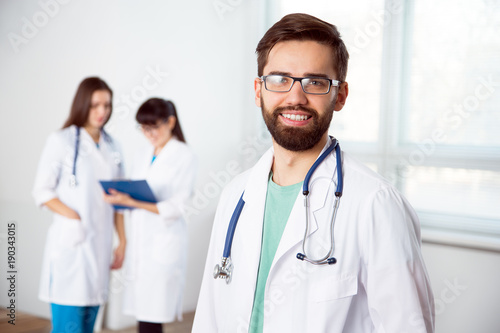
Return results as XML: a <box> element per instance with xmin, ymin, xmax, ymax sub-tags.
<box><xmin>280</xmin><ymin>113</ymin><xmax>312</xmax><ymax>122</ymax></box>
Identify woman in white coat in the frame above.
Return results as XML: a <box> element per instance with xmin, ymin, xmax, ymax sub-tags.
<box><xmin>32</xmin><ymin>77</ymin><xmax>126</xmax><ymax>333</ymax></box>
<box><xmin>104</xmin><ymin>98</ymin><xmax>197</xmax><ymax>333</ymax></box>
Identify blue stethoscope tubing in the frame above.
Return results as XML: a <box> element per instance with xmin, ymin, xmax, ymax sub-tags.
<box><xmin>69</xmin><ymin>126</ymin><xmax>120</xmax><ymax>188</ymax></box>
<box><xmin>212</xmin><ymin>192</ymin><xmax>245</xmax><ymax>283</ymax></box>
<box><xmin>297</xmin><ymin>138</ymin><xmax>342</xmax><ymax>265</ymax></box>
<box><xmin>223</xmin><ymin>192</ymin><xmax>246</xmax><ymax>259</ymax></box>
<box><xmin>69</xmin><ymin>127</ymin><xmax>81</xmax><ymax>188</ymax></box>
<box><xmin>214</xmin><ymin>138</ymin><xmax>343</xmax><ymax>283</ymax></box>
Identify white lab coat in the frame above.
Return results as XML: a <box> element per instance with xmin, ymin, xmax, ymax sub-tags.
<box><xmin>193</xmin><ymin>139</ymin><xmax>435</xmax><ymax>333</ymax></box>
<box><xmin>122</xmin><ymin>138</ymin><xmax>197</xmax><ymax>323</ymax></box>
<box><xmin>33</xmin><ymin>125</ymin><xmax>123</xmax><ymax>306</ymax></box>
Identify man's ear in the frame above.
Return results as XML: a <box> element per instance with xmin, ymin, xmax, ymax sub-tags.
<box><xmin>254</xmin><ymin>77</ymin><xmax>262</xmax><ymax>107</ymax></box>
<box><xmin>334</xmin><ymin>82</ymin><xmax>349</xmax><ymax>111</ymax></box>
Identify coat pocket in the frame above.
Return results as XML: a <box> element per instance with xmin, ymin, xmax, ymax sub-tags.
<box><xmin>54</xmin><ymin>214</ymin><xmax>86</xmax><ymax>248</ymax></box>
<box><xmin>314</xmin><ymin>274</ymin><xmax>358</xmax><ymax>303</ymax></box>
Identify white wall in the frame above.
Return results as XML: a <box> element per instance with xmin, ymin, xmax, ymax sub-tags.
<box><xmin>421</xmin><ymin>241</ymin><xmax>500</xmax><ymax>333</ymax></box>
<box><xmin>1</xmin><ymin>1</ymin><xmax>500</xmax><ymax>333</ymax></box>
<box><xmin>0</xmin><ymin>0</ymin><xmax>268</xmax><ymax>322</ymax></box>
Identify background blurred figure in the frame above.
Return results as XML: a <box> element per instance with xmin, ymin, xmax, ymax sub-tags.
<box><xmin>104</xmin><ymin>98</ymin><xmax>197</xmax><ymax>333</ymax></box>
<box><xmin>32</xmin><ymin>77</ymin><xmax>126</xmax><ymax>333</ymax></box>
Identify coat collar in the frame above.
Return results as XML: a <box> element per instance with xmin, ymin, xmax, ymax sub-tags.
<box><xmin>149</xmin><ymin>137</ymin><xmax>181</xmax><ymax>165</ymax></box>
<box><xmin>76</xmin><ymin>125</ymin><xmax>107</xmax><ymax>146</ymax></box>
<box><xmin>76</xmin><ymin>125</ymin><xmax>106</xmax><ymax>163</ymax></box>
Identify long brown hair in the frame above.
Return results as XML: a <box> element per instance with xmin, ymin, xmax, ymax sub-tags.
<box><xmin>256</xmin><ymin>13</ymin><xmax>349</xmax><ymax>82</ymax></box>
<box><xmin>136</xmin><ymin>98</ymin><xmax>186</xmax><ymax>143</ymax></box>
<box><xmin>62</xmin><ymin>77</ymin><xmax>113</xmax><ymax>128</ymax></box>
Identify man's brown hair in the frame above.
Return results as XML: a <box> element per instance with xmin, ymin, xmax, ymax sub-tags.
<box><xmin>256</xmin><ymin>13</ymin><xmax>349</xmax><ymax>82</ymax></box>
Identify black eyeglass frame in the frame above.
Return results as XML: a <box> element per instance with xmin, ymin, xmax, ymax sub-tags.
<box><xmin>260</xmin><ymin>75</ymin><xmax>342</xmax><ymax>95</ymax></box>
<box><xmin>136</xmin><ymin>119</ymin><xmax>168</xmax><ymax>133</ymax></box>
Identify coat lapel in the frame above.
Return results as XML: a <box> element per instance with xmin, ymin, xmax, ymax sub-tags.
<box><xmin>231</xmin><ymin>148</ymin><xmax>274</xmax><ymax>322</ymax></box>
<box><xmin>271</xmin><ymin>190</ymin><xmax>311</xmax><ymax>267</ymax></box>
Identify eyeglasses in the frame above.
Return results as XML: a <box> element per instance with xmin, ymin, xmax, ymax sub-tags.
<box><xmin>260</xmin><ymin>75</ymin><xmax>340</xmax><ymax>95</ymax></box>
<box><xmin>137</xmin><ymin>121</ymin><xmax>166</xmax><ymax>134</ymax></box>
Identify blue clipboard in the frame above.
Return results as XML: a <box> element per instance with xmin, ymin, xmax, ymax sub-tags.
<box><xmin>100</xmin><ymin>180</ymin><xmax>157</xmax><ymax>210</ymax></box>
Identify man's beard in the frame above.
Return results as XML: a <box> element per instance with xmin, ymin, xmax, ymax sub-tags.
<box><xmin>261</xmin><ymin>97</ymin><xmax>335</xmax><ymax>152</ymax></box>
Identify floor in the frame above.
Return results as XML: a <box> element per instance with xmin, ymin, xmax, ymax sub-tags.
<box><xmin>0</xmin><ymin>309</ymin><xmax>194</xmax><ymax>333</ymax></box>
<box><xmin>0</xmin><ymin>309</ymin><xmax>51</xmax><ymax>333</ymax></box>
<box><xmin>101</xmin><ymin>312</ymin><xmax>194</xmax><ymax>333</ymax></box>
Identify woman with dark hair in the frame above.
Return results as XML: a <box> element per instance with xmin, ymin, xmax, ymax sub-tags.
<box><xmin>104</xmin><ymin>98</ymin><xmax>197</xmax><ymax>333</ymax></box>
<box><xmin>32</xmin><ymin>77</ymin><xmax>126</xmax><ymax>333</ymax></box>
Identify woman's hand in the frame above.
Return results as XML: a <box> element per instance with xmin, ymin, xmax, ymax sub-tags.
<box><xmin>103</xmin><ymin>189</ymin><xmax>134</xmax><ymax>208</ymax></box>
<box><xmin>104</xmin><ymin>189</ymin><xmax>159</xmax><ymax>214</ymax></box>
<box><xmin>112</xmin><ymin>212</ymin><xmax>126</xmax><ymax>270</ymax></box>
<box><xmin>111</xmin><ymin>241</ymin><xmax>126</xmax><ymax>270</ymax></box>
<box><xmin>66</xmin><ymin>210</ymin><xmax>81</xmax><ymax>220</ymax></box>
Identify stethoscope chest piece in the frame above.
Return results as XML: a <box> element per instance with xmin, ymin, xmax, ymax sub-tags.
<box><xmin>69</xmin><ymin>174</ymin><xmax>78</xmax><ymax>188</ymax></box>
<box><xmin>213</xmin><ymin>193</ymin><xmax>246</xmax><ymax>285</ymax></box>
<box><xmin>213</xmin><ymin>257</ymin><xmax>233</xmax><ymax>284</ymax></box>
<box><xmin>112</xmin><ymin>151</ymin><xmax>122</xmax><ymax>166</ymax></box>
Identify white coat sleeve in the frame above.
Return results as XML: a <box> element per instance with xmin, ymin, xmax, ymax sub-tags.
<box><xmin>362</xmin><ymin>187</ymin><xmax>435</xmax><ymax>332</ymax></box>
<box><xmin>32</xmin><ymin>133</ymin><xmax>64</xmax><ymax>207</ymax></box>
<box><xmin>156</xmin><ymin>152</ymin><xmax>197</xmax><ymax>226</ymax></box>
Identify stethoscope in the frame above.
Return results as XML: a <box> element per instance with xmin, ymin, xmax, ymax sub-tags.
<box><xmin>69</xmin><ymin>126</ymin><xmax>121</xmax><ymax>188</ymax></box>
<box><xmin>213</xmin><ymin>138</ymin><xmax>343</xmax><ymax>284</ymax></box>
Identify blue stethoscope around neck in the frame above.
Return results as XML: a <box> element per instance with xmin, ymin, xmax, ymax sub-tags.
<box><xmin>213</xmin><ymin>137</ymin><xmax>343</xmax><ymax>284</ymax></box>
<box><xmin>69</xmin><ymin>126</ymin><xmax>121</xmax><ymax>188</ymax></box>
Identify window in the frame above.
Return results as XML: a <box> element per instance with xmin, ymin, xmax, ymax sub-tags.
<box><xmin>266</xmin><ymin>0</ymin><xmax>500</xmax><ymax>236</ymax></box>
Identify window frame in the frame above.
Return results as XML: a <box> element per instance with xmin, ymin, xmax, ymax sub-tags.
<box><xmin>264</xmin><ymin>0</ymin><xmax>500</xmax><ymax>239</ymax></box>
